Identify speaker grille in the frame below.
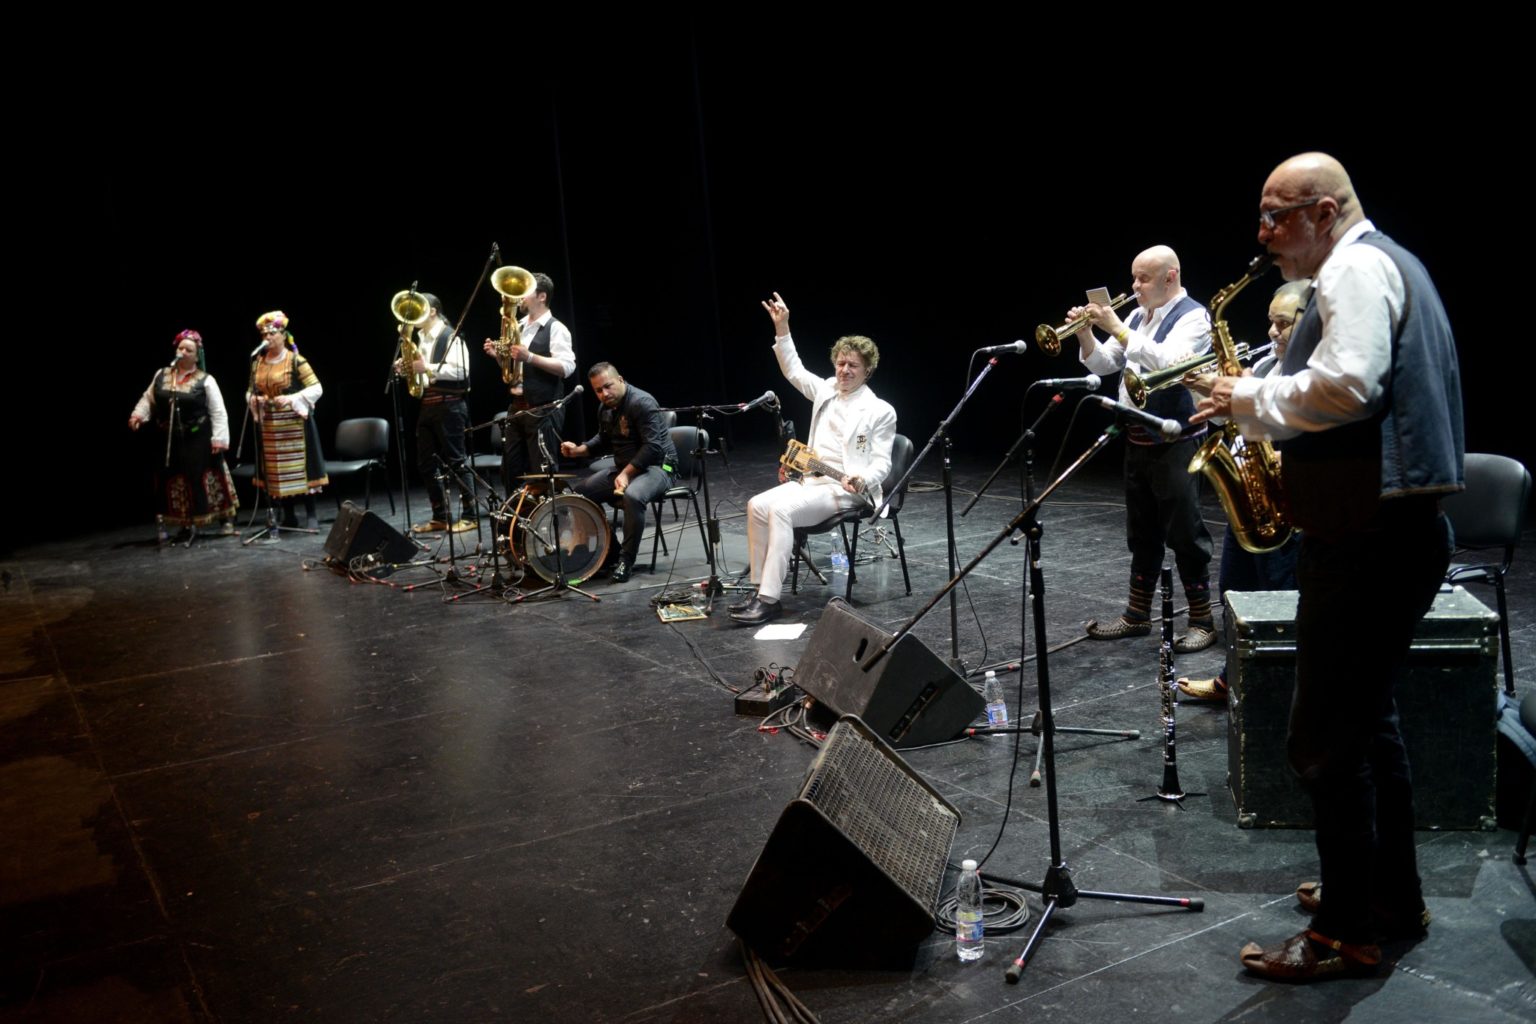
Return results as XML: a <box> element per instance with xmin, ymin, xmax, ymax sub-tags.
<box><xmin>801</xmin><ymin>718</ymin><xmax>957</xmax><ymax>913</ymax></box>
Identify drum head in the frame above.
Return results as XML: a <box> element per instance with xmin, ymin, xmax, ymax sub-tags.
<box><xmin>521</xmin><ymin>494</ymin><xmax>610</xmax><ymax>583</ymax></box>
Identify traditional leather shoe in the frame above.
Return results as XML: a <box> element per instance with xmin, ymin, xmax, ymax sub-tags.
<box><xmin>609</xmin><ymin>558</ymin><xmax>635</xmax><ymax>584</ymax></box>
<box><xmin>1174</xmin><ymin>623</ymin><xmax>1219</xmax><ymax>653</ymax></box>
<box><xmin>1239</xmin><ymin>929</ymin><xmax>1381</xmax><ymax>982</ymax></box>
<box><xmin>1177</xmin><ymin>675</ymin><xmax>1228</xmax><ymax>702</ymax></box>
<box><xmin>730</xmin><ymin>597</ymin><xmax>781</xmax><ymax>626</ymax></box>
<box><xmin>219</xmin><ymin>520</ymin><xmax>237</xmax><ymax>536</ymax></box>
<box><xmin>450</xmin><ymin>519</ymin><xmax>476</xmax><ymax>533</ymax></box>
<box><xmin>1086</xmin><ymin>617</ymin><xmax>1152</xmax><ymax>640</ymax></box>
<box><xmin>412</xmin><ymin>519</ymin><xmax>449</xmax><ymax>534</ymax></box>
<box><xmin>728</xmin><ymin>592</ymin><xmax>758</xmax><ymax>613</ymax></box>
<box><xmin>1296</xmin><ymin>880</ymin><xmax>1322</xmax><ymax>914</ymax></box>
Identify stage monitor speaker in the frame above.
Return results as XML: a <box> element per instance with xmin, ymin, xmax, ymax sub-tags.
<box><xmin>795</xmin><ymin>598</ymin><xmax>984</xmax><ymax>748</ymax></box>
<box><xmin>323</xmin><ymin>501</ymin><xmax>418</xmax><ymax>567</ymax></box>
<box><xmin>727</xmin><ymin>715</ymin><xmax>959</xmax><ymax>967</ymax></box>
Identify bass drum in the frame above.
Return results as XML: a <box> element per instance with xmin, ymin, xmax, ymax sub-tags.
<box><xmin>518</xmin><ymin>493</ymin><xmax>610</xmax><ymax>584</ymax></box>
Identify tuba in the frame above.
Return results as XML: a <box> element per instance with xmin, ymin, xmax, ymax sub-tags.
<box><xmin>491</xmin><ymin>265</ymin><xmax>537</xmax><ymax>388</ymax></box>
<box><xmin>1186</xmin><ymin>254</ymin><xmax>1293</xmax><ymax>553</ymax></box>
<box><xmin>391</xmin><ymin>288</ymin><xmax>433</xmax><ymax>399</ymax></box>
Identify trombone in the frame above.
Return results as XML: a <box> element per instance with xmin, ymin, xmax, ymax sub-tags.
<box><xmin>1034</xmin><ymin>293</ymin><xmax>1136</xmax><ymax>356</ymax></box>
<box><xmin>1124</xmin><ymin>341</ymin><xmax>1274</xmax><ymax>407</ymax></box>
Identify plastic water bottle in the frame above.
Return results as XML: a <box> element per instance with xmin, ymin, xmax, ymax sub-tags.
<box><xmin>983</xmin><ymin>670</ymin><xmax>1008</xmax><ymax>727</ymax></box>
<box><xmin>955</xmin><ymin>859</ymin><xmax>984</xmax><ymax>961</ymax></box>
<box><xmin>830</xmin><ymin>550</ymin><xmax>849</xmax><ymax>573</ymax></box>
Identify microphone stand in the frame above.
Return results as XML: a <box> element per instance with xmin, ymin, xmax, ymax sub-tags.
<box><xmin>964</xmin><ymin>387</ymin><xmax>1140</xmax><ymax>786</ymax></box>
<box><xmin>867</xmin><ymin>356</ymin><xmax>1004</xmax><ymax>670</ymax></box>
<box><xmin>513</xmin><ymin>440</ymin><xmax>601</xmax><ymax>605</ymax></box>
<box><xmin>657</xmin><ymin>400</ymin><xmax>767</xmax><ymax>612</ymax></box>
<box><xmin>384</xmin><ymin>334</ymin><xmax>415</xmax><ymax>535</ymax></box>
<box><xmin>859</xmin><ymin>421</ymin><xmax>1203</xmax><ymax>983</ymax></box>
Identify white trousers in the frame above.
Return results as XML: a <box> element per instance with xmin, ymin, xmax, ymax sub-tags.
<box><xmin>746</xmin><ymin>479</ymin><xmax>860</xmax><ymax>602</ymax></box>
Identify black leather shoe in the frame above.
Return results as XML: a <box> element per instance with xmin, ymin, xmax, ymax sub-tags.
<box><xmin>730</xmin><ymin>597</ymin><xmax>781</xmax><ymax>625</ymax></box>
<box><xmin>610</xmin><ymin>558</ymin><xmax>635</xmax><ymax>584</ymax></box>
<box><xmin>728</xmin><ymin>592</ymin><xmax>758</xmax><ymax>613</ymax></box>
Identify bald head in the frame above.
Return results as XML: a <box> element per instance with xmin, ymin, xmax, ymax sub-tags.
<box><xmin>1266</xmin><ymin>152</ymin><xmax>1364</xmax><ymax>230</ymax></box>
<box><xmin>1131</xmin><ymin>244</ymin><xmax>1182</xmax><ymax>310</ymax></box>
<box><xmin>1259</xmin><ymin>153</ymin><xmax>1365</xmax><ymax>280</ymax></box>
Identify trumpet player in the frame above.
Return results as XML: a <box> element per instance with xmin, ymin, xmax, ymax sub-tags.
<box><xmin>482</xmin><ymin>271</ymin><xmax>576</xmax><ymax>497</ymax></box>
<box><xmin>1073</xmin><ymin>245</ymin><xmax>1218</xmax><ymax>653</ymax></box>
<box><xmin>398</xmin><ymin>292</ymin><xmax>474</xmax><ymax>534</ymax></box>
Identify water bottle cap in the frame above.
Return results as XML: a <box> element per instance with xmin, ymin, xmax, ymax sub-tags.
<box><xmin>985</xmin><ymin>670</ymin><xmax>996</xmax><ymax>680</ymax></box>
<box><xmin>961</xmin><ymin>858</ymin><xmax>978</xmax><ymax>870</ymax></box>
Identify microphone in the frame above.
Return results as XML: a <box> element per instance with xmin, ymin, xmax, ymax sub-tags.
<box><xmin>552</xmin><ymin>384</ymin><xmax>584</xmax><ymax>410</ymax></box>
<box><xmin>979</xmin><ymin>340</ymin><xmax>1028</xmax><ymax>355</ymax></box>
<box><xmin>1088</xmin><ymin>395</ymin><xmax>1183</xmax><ymax>441</ymax></box>
<box><xmin>738</xmin><ymin>390</ymin><xmax>778</xmax><ymax>412</ymax></box>
<box><xmin>1036</xmin><ymin>373</ymin><xmax>1101</xmax><ymax>391</ymax></box>
<box><xmin>248</xmin><ymin>341</ymin><xmax>267</xmax><ymax>358</ymax></box>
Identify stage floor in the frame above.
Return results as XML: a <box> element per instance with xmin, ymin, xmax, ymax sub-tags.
<box><xmin>4</xmin><ymin>441</ymin><xmax>1533</xmax><ymax>1022</ymax></box>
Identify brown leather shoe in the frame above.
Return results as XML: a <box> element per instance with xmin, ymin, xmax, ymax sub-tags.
<box><xmin>1086</xmin><ymin>617</ymin><xmax>1152</xmax><ymax>640</ymax></box>
<box><xmin>1239</xmin><ymin>929</ymin><xmax>1381</xmax><ymax>982</ymax></box>
<box><xmin>412</xmin><ymin>519</ymin><xmax>449</xmax><ymax>534</ymax></box>
<box><xmin>1296</xmin><ymin>880</ymin><xmax>1322</xmax><ymax>913</ymax></box>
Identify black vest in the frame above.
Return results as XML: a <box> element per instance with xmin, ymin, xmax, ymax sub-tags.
<box><xmin>1127</xmin><ymin>294</ymin><xmax>1206</xmax><ymax>441</ymax></box>
<box><xmin>519</xmin><ymin>320</ymin><xmax>566</xmax><ymax>404</ymax></box>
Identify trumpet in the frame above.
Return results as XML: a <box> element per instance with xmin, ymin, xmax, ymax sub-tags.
<box><xmin>1124</xmin><ymin>341</ymin><xmax>1273</xmax><ymax>407</ymax></box>
<box><xmin>1034</xmin><ymin>293</ymin><xmax>1135</xmax><ymax>356</ymax></box>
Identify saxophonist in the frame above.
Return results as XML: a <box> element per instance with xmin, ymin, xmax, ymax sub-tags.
<box><xmin>481</xmin><ymin>271</ymin><xmax>576</xmax><ymax>498</ymax></box>
<box><xmin>1072</xmin><ymin>246</ymin><xmax>1218</xmax><ymax>653</ymax></box>
<box><xmin>1192</xmin><ymin>153</ymin><xmax>1463</xmax><ymax>982</ymax></box>
<box><xmin>398</xmin><ymin>293</ymin><xmax>474</xmax><ymax>534</ymax></box>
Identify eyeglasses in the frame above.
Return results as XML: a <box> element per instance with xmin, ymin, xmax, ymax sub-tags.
<box><xmin>1259</xmin><ymin>197</ymin><xmax>1323</xmax><ymax>230</ymax></box>
<box><xmin>260</xmin><ymin>328</ymin><xmax>284</xmax><ymax>336</ymax></box>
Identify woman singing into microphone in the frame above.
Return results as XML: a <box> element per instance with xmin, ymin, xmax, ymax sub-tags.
<box><xmin>127</xmin><ymin>329</ymin><xmax>240</xmax><ymax>542</ymax></box>
<box><xmin>247</xmin><ymin>311</ymin><xmax>328</xmax><ymax>529</ymax></box>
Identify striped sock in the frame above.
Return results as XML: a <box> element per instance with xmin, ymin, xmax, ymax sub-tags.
<box><xmin>1124</xmin><ymin>573</ymin><xmax>1155</xmax><ymax>623</ymax></box>
<box><xmin>1183</xmin><ymin>577</ymin><xmax>1213</xmax><ymax>628</ymax></box>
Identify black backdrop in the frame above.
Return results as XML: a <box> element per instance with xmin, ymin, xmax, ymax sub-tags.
<box><xmin>12</xmin><ymin>33</ymin><xmax>1518</xmax><ymax>544</ymax></box>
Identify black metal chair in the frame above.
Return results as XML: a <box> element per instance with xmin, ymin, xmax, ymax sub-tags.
<box><xmin>469</xmin><ymin>411</ymin><xmax>507</xmax><ymax>481</ymax></box>
<box><xmin>645</xmin><ymin>426</ymin><xmax>711</xmax><ymax>572</ymax></box>
<box><xmin>324</xmin><ymin>418</ymin><xmax>394</xmax><ymax>514</ymax></box>
<box><xmin>1442</xmin><ymin>453</ymin><xmax>1532</xmax><ymax>697</ymax></box>
<box><xmin>789</xmin><ymin>433</ymin><xmax>914</xmax><ymax>602</ymax></box>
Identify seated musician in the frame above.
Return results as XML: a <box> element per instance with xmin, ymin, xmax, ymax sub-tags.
<box><xmin>732</xmin><ymin>292</ymin><xmax>897</xmax><ymax>625</ymax></box>
<box><xmin>560</xmin><ymin>363</ymin><xmax>677</xmax><ymax>584</ymax></box>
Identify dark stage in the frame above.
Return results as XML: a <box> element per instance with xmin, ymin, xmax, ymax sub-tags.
<box><xmin>3</xmin><ymin>442</ymin><xmax>1533</xmax><ymax>1022</ymax></box>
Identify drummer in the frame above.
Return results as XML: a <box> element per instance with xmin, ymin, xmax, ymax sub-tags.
<box><xmin>559</xmin><ymin>363</ymin><xmax>677</xmax><ymax>585</ymax></box>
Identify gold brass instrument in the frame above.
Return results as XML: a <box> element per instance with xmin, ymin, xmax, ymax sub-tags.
<box><xmin>1187</xmin><ymin>254</ymin><xmax>1293</xmax><ymax>553</ymax></box>
<box><xmin>491</xmin><ymin>265</ymin><xmax>537</xmax><ymax>388</ymax></box>
<box><xmin>1034</xmin><ymin>292</ymin><xmax>1135</xmax><ymax>356</ymax></box>
<box><xmin>391</xmin><ymin>288</ymin><xmax>432</xmax><ymax>399</ymax></box>
<box><xmin>1125</xmin><ymin>341</ymin><xmax>1273</xmax><ymax>408</ymax></box>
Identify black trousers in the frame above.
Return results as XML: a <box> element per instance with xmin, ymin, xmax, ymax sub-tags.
<box><xmin>1123</xmin><ymin>436</ymin><xmax>1213</xmax><ymax>584</ymax></box>
<box><xmin>1288</xmin><ymin>500</ymin><xmax>1450</xmax><ymax>942</ymax></box>
<box><xmin>417</xmin><ymin>398</ymin><xmax>471</xmax><ymax>520</ymax></box>
<box><xmin>501</xmin><ymin>404</ymin><xmax>565</xmax><ymax>498</ymax></box>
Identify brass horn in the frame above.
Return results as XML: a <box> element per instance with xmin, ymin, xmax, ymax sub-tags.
<box><xmin>491</xmin><ymin>266</ymin><xmax>537</xmax><ymax>388</ymax></box>
<box><xmin>1034</xmin><ymin>293</ymin><xmax>1136</xmax><ymax>355</ymax></box>
<box><xmin>1124</xmin><ymin>341</ymin><xmax>1274</xmax><ymax>407</ymax></box>
<box><xmin>391</xmin><ymin>288</ymin><xmax>433</xmax><ymax>398</ymax></box>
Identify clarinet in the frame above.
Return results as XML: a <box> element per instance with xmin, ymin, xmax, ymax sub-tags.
<box><xmin>1155</xmin><ymin>565</ymin><xmax>1186</xmax><ymax>801</ymax></box>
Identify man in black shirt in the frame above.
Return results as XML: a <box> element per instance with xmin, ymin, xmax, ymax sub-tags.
<box><xmin>561</xmin><ymin>363</ymin><xmax>677</xmax><ymax>583</ymax></box>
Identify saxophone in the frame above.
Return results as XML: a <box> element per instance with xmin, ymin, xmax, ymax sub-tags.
<box><xmin>1186</xmin><ymin>254</ymin><xmax>1294</xmax><ymax>554</ymax></box>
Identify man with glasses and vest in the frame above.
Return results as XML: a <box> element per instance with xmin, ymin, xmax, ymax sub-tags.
<box><xmin>482</xmin><ymin>271</ymin><xmax>576</xmax><ymax>497</ymax></box>
<box><xmin>1071</xmin><ymin>245</ymin><xmax>1219</xmax><ymax>654</ymax></box>
<box><xmin>1192</xmin><ymin>152</ymin><xmax>1463</xmax><ymax>982</ymax></box>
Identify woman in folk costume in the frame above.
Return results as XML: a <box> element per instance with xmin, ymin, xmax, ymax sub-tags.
<box><xmin>247</xmin><ymin>311</ymin><xmax>328</xmax><ymax>528</ymax></box>
<box><xmin>128</xmin><ymin>329</ymin><xmax>240</xmax><ymax>542</ymax></box>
